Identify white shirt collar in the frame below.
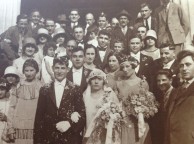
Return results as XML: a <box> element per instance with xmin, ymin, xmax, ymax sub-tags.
<box><xmin>131</xmin><ymin>52</ymin><xmax>141</xmax><ymax>62</ymax></box>
<box><xmin>163</xmin><ymin>59</ymin><xmax>175</xmax><ymax>69</ymax></box>
<box><xmin>55</xmin><ymin>78</ymin><xmax>66</xmax><ymax>87</ymax></box>
<box><xmin>72</xmin><ymin>67</ymin><xmax>83</xmax><ymax>73</ymax></box>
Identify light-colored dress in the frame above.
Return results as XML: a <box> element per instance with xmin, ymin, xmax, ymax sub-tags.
<box><xmin>41</xmin><ymin>55</ymin><xmax>54</xmax><ymax>84</ymax></box>
<box><xmin>13</xmin><ymin>56</ymin><xmax>41</xmax><ymax>81</ymax></box>
<box><xmin>141</xmin><ymin>48</ymin><xmax>160</xmax><ymax>60</ymax></box>
<box><xmin>115</xmin><ymin>77</ymin><xmax>151</xmax><ymax>144</ymax></box>
<box><xmin>83</xmin><ymin>87</ymin><xmax>120</xmax><ymax>144</ymax></box>
<box><xmin>7</xmin><ymin>79</ymin><xmax>42</xmax><ymax>144</ymax></box>
<box><xmin>0</xmin><ymin>98</ymin><xmax>10</xmax><ymax>144</ymax></box>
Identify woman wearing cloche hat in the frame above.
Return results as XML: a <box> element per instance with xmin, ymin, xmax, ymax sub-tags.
<box><xmin>141</xmin><ymin>30</ymin><xmax>160</xmax><ymax>60</ymax></box>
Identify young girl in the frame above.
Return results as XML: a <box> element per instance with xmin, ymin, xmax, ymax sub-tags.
<box><xmin>7</xmin><ymin>59</ymin><xmax>42</xmax><ymax>144</ymax></box>
<box><xmin>41</xmin><ymin>42</ymin><xmax>57</xmax><ymax>84</ymax></box>
<box><xmin>0</xmin><ymin>78</ymin><xmax>10</xmax><ymax>144</ymax></box>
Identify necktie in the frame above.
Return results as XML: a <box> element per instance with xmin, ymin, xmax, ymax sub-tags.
<box><xmin>145</xmin><ymin>19</ymin><xmax>149</xmax><ymax>30</ymax></box>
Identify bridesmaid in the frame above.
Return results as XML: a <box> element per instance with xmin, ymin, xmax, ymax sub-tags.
<box><xmin>7</xmin><ymin>59</ymin><xmax>42</xmax><ymax>144</ymax></box>
<box><xmin>115</xmin><ymin>54</ymin><xmax>152</xmax><ymax>144</ymax></box>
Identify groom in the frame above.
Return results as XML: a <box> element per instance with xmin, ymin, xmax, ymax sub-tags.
<box><xmin>34</xmin><ymin>56</ymin><xmax>86</xmax><ymax>144</ymax></box>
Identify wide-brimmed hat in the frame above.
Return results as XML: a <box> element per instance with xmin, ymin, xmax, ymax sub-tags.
<box><xmin>145</xmin><ymin>30</ymin><xmax>157</xmax><ymax>40</ymax></box>
<box><xmin>37</xmin><ymin>28</ymin><xmax>51</xmax><ymax>39</ymax></box>
<box><xmin>4</xmin><ymin>66</ymin><xmax>19</xmax><ymax>79</ymax></box>
<box><xmin>117</xmin><ymin>10</ymin><xmax>132</xmax><ymax>20</ymax></box>
<box><xmin>87</xmin><ymin>69</ymin><xmax>106</xmax><ymax>83</ymax></box>
<box><xmin>23</xmin><ymin>37</ymin><xmax>38</xmax><ymax>51</ymax></box>
<box><xmin>53</xmin><ymin>27</ymin><xmax>66</xmax><ymax>41</ymax></box>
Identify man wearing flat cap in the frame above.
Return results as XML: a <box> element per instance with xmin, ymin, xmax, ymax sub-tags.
<box><xmin>111</xmin><ymin>9</ymin><xmax>133</xmax><ymax>52</ymax></box>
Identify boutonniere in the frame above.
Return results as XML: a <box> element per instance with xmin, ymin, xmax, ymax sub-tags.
<box><xmin>68</xmin><ymin>80</ymin><xmax>76</xmax><ymax>88</ymax></box>
<box><xmin>142</xmin><ymin>57</ymin><xmax>147</xmax><ymax>62</ymax></box>
<box><xmin>64</xmin><ymin>85</ymin><xmax>69</xmax><ymax>90</ymax></box>
<box><xmin>84</xmin><ymin>69</ymin><xmax>89</xmax><ymax>76</ymax></box>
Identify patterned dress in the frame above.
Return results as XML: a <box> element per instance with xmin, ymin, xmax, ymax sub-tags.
<box><xmin>7</xmin><ymin>79</ymin><xmax>42</xmax><ymax>144</ymax></box>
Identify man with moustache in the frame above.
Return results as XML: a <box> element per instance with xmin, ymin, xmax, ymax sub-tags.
<box><xmin>164</xmin><ymin>50</ymin><xmax>194</xmax><ymax>144</ymax></box>
<box><xmin>111</xmin><ymin>10</ymin><xmax>133</xmax><ymax>52</ymax></box>
<box><xmin>34</xmin><ymin>56</ymin><xmax>86</xmax><ymax>144</ymax></box>
<box><xmin>84</xmin><ymin>13</ymin><xmax>96</xmax><ymax>35</ymax></box>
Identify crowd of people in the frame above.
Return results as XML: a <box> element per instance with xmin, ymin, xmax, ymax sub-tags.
<box><xmin>0</xmin><ymin>0</ymin><xmax>194</xmax><ymax>144</ymax></box>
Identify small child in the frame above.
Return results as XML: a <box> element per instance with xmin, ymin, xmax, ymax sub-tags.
<box><xmin>87</xmin><ymin>25</ymin><xmax>98</xmax><ymax>48</ymax></box>
<box><xmin>113</xmin><ymin>40</ymin><xmax>125</xmax><ymax>53</ymax></box>
<box><xmin>0</xmin><ymin>78</ymin><xmax>10</xmax><ymax>143</ymax></box>
<box><xmin>41</xmin><ymin>42</ymin><xmax>57</xmax><ymax>84</ymax></box>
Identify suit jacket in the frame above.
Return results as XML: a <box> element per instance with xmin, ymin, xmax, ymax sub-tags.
<box><xmin>66</xmin><ymin>67</ymin><xmax>91</xmax><ymax>92</ymax></box>
<box><xmin>164</xmin><ymin>82</ymin><xmax>194</xmax><ymax>144</ymax></box>
<box><xmin>136</xmin><ymin>54</ymin><xmax>153</xmax><ymax>87</ymax></box>
<box><xmin>134</xmin><ymin>16</ymin><xmax>157</xmax><ymax>31</ymax></box>
<box><xmin>4</xmin><ymin>25</ymin><xmax>33</xmax><ymax>52</ymax></box>
<box><xmin>65</xmin><ymin>21</ymin><xmax>83</xmax><ymax>40</ymax></box>
<box><xmin>34</xmin><ymin>80</ymin><xmax>86</xmax><ymax>144</ymax></box>
<box><xmin>96</xmin><ymin>46</ymin><xmax>113</xmax><ymax>70</ymax></box>
<box><xmin>155</xmin><ymin>2</ymin><xmax>190</xmax><ymax>47</ymax></box>
<box><xmin>111</xmin><ymin>26</ymin><xmax>133</xmax><ymax>52</ymax></box>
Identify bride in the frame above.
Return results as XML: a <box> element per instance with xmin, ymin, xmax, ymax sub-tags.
<box><xmin>83</xmin><ymin>69</ymin><xmax>120</xmax><ymax>144</ymax></box>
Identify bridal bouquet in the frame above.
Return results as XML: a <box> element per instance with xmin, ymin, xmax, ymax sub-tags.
<box><xmin>85</xmin><ymin>88</ymin><xmax>125</xmax><ymax>144</ymax></box>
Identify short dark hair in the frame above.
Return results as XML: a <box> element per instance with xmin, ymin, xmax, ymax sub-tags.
<box><xmin>98</xmin><ymin>29</ymin><xmax>111</xmax><ymax>38</ymax></box>
<box><xmin>177</xmin><ymin>50</ymin><xmax>194</xmax><ymax>63</ymax></box>
<box><xmin>73</xmin><ymin>25</ymin><xmax>84</xmax><ymax>32</ymax></box>
<box><xmin>23</xmin><ymin>59</ymin><xmax>39</xmax><ymax>73</ymax></box>
<box><xmin>70</xmin><ymin>9</ymin><xmax>80</xmax><ymax>15</ymax></box>
<box><xmin>129</xmin><ymin>34</ymin><xmax>142</xmax><ymax>42</ymax></box>
<box><xmin>16</xmin><ymin>14</ymin><xmax>28</xmax><ymax>24</ymax></box>
<box><xmin>53</xmin><ymin>56</ymin><xmax>69</xmax><ymax>67</ymax></box>
<box><xmin>71</xmin><ymin>46</ymin><xmax>84</xmax><ymax>55</ymax></box>
<box><xmin>156</xmin><ymin>69</ymin><xmax>173</xmax><ymax>80</ymax></box>
<box><xmin>30</xmin><ymin>9</ymin><xmax>40</xmax><ymax>16</ymax></box>
<box><xmin>43</xmin><ymin>41</ymin><xmax>57</xmax><ymax>56</ymax></box>
<box><xmin>140</xmin><ymin>2</ymin><xmax>152</xmax><ymax>10</ymax></box>
<box><xmin>160</xmin><ymin>44</ymin><xmax>175</xmax><ymax>50</ymax></box>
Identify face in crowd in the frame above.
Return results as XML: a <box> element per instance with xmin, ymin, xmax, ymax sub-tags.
<box><xmin>69</xmin><ymin>10</ymin><xmax>80</xmax><ymax>23</ymax></box>
<box><xmin>97</xmin><ymin>34</ymin><xmax>110</xmax><ymax>48</ymax></box>
<box><xmin>71</xmin><ymin>50</ymin><xmax>85</xmax><ymax>69</ymax></box>
<box><xmin>129</xmin><ymin>37</ymin><xmax>142</xmax><ymax>54</ymax></box>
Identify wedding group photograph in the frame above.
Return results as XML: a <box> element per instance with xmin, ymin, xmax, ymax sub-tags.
<box><xmin>0</xmin><ymin>0</ymin><xmax>194</xmax><ymax>144</ymax></box>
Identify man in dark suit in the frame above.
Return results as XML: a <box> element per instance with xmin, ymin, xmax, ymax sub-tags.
<box><xmin>150</xmin><ymin>69</ymin><xmax>176</xmax><ymax>144</ymax></box>
<box><xmin>66</xmin><ymin>47</ymin><xmax>91</xmax><ymax>92</ymax></box>
<box><xmin>84</xmin><ymin>13</ymin><xmax>96</xmax><ymax>35</ymax></box>
<box><xmin>96</xmin><ymin>29</ymin><xmax>112</xmax><ymax>69</ymax></box>
<box><xmin>34</xmin><ymin>56</ymin><xmax>86</xmax><ymax>144</ymax></box>
<box><xmin>111</xmin><ymin>9</ymin><xmax>133</xmax><ymax>53</ymax></box>
<box><xmin>128</xmin><ymin>35</ymin><xmax>153</xmax><ymax>83</ymax></box>
<box><xmin>134</xmin><ymin>2</ymin><xmax>157</xmax><ymax>31</ymax></box>
<box><xmin>164</xmin><ymin>50</ymin><xmax>194</xmax><ymax>144</ymax></box>
<box><xmin>73</xmin><ymin>25</ymin><xmax>86</xmax><ymax>49</ymax></box>
<box><xmin>66</xmin><ymin>9</ymin><xmax>82</xmax><ymax>39</ymax></box>
<box><xmin>155</xmin><ymin>0</ymin><xmax>190</xmax><ymax>55</ymax></box>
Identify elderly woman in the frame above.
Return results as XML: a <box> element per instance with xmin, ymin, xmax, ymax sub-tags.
<box><xmin>115</xmin><ymin>54</ymin><xmax>152</xmax><ymax>144</ymax></box>
<box><xmin>83</xmin><ymin>69</ymin><xmax>119</xmax><ymax>143</ymax></box>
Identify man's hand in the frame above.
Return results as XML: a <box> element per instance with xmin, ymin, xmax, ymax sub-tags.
<box><xmin>71</xmin><ymin>112</ymin><xmax>81</xmax><ymax>123</ymax></box>
<box><xmin>56</xmin><ymin>121</ymin><xmax>71</xmax><ymax>133</ymax></box>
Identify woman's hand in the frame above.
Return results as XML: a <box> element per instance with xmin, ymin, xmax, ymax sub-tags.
<box><xmin>71</xmin><ymin>112</ymin><xmax>81</xmax><ymax>123</ymax></box>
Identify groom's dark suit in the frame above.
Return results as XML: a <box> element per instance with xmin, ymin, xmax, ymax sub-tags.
<box><xmin>34</xmin><ymin>80</ymin><xmax>86</xmax><ymax>144</ymax></box>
